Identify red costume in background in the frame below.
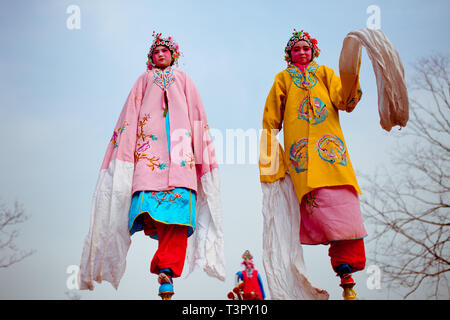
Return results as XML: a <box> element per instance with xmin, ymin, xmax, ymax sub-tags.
<box><xmin>228</xmin><ymin>250</ymin><xmax>266</xmax><ymax>300</ymax></box>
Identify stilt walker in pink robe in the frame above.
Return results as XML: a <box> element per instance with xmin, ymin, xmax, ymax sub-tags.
<box><xmin>78</xmin><ymin>32</ymin><xmax>225</xmax><ymax>299</ymax></box>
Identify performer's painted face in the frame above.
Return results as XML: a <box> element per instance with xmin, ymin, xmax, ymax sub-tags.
<box><xmin>290</xmin><ymin>40</ymin><xmax>313</xmax><ymax>65</ymax></box>
<box><xmin>152</xmin><ymin>45</ymin><xmax>173</xmax><ymax>68</ymax></box>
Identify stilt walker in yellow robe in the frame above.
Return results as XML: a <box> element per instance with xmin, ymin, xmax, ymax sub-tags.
<box><xmin>259</xmin><ymin>29</ymin><xmax>367</xmax><ymax>300</ymax></box>
<box><xmin>259</xmin><ymin>28</ymin><xmax>409</xmax><ymax>300</ymax></box>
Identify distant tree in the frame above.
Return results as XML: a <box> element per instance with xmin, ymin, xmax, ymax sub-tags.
<box><xmin>360</xmin><ymin>54</ymin><xmax>450</xmax><ymax>299</ymax></box>
<box><xmin>0</xmin><ymin>200</ymin><xmax>34</xmax><ymax>268</ymax></box>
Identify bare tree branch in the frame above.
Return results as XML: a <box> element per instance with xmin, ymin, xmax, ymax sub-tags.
<box><xmin>360</xmin><ymin>54</ymin><xmax>450</xmax><ymax>299</ymax></box>
<box><xmin>0</xmin><ymin>200</ymin><xmax>35</xmax><ymax>269</ymax></box>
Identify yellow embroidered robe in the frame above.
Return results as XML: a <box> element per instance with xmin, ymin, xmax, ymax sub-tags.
<box><xmin>259</xmin><ymin>61</ymin><xmax>363</xmax><ymax>203</ymax></box>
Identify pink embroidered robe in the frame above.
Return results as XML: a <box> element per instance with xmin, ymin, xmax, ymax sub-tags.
<box><xmin>79</xmin><ymin>67</ymin><xmax>225</xmax><ymax>290</ymax></box>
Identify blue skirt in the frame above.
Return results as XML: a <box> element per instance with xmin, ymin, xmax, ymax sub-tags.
<box><xmin>128</xmin><ymin>188</ymin><xmax>196</xmax><ymax>239</ymax></box>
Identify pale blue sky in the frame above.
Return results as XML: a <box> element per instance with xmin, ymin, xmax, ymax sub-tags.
<box><xmin>0</xmin><ymin>0</ymin><xmax>449</xmax><ymax>300</ymax></box>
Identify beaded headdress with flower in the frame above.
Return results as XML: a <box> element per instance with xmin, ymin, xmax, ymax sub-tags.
<box><xmin>241</xmin><ymin>250</ymin><xmax>254</xmax><ymax>269</ymax></box>
<box><xmin>284</xmin><ymin>29</ymin><xmax>320</xmax><ymax>64</ymax></box>
<box><xmin>146</xmin><ymin>31</ymin><xmax>182</xmax><ymax>70</ymax></box>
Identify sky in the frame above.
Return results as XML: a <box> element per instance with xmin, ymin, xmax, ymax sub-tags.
<box><xmin>0</xmin><ymin>0</ymin><xmax>449</xmax><ymax>300</ymax></box>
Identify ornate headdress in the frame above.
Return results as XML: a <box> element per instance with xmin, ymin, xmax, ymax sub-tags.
<box><xmin>241</xmin><ymin>250</ymin><xmax>254</xmax><ymax>269</ymax></box>
<box><xmin>284</xmin><ymin>29</ymin><xmax>320</xmax><ymax>63</ymax></box>
<box><xmin>146</xmin><ymin>31</ymin><xmax>182</xmax><ymax>70</ymax></box>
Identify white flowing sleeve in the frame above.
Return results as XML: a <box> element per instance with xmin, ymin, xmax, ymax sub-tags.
<box><xmin>339</xmin><ymin>28</ymin><xmax>409</xmax><ymax>132</ymax></box>
<box><xmin>261</xmin><ymin>174</ymin><xmax>329</xmax><ymax>300</ymax></box>
<box><xmin>78</xmin><ymin>72</ymin><xmax>148</xmax><ymax>290</ymax></box>
<box><xmin>184</xmin><ymin>168</ymin><xmax>225</xmax><ymax>281</ymax></box>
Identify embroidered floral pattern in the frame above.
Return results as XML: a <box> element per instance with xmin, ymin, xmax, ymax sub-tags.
<box><xmin>150</xmin><ymin>190</ymin><xmax>182</xmax><ymax>208</ymax></box>
<box><xmin>314</xmin><ymin>135</ymin><xmax>347</xmax><ymax>166</ymax></box>
<box><xmin>286</xmin><ymin>62</ymin><xmax>319</xmax><ymax>90</ymax></box>
<box><xmin>134</xmin><ymin>113</ymin><xmax>166</xmax><ymax>170</ymax></box>
<box><xmin>153</xmin><ymin>67</ymin><xmax>175</xmax><ymax>90</ymax></box>
<box><xmin>136</xmin><ymin>114</ymin><xmax>155</xmax><ymax>141</ymax></box>
<box><xmin>298</xmin><ymin>96</ymin><xmax>328</xmax><ymax>125</ymax></box>
<box><xmin>176</xmin><ymin>131</ymin><xmax>195</xmax><ymax>169</ymax></box>
<box><xmin>289</xmin><ymin>138</ymin><xmax>308</xmax><ymax>173</ymax></box>
<box><xmin>304</xmin><ymin>192</ymin><xmax>319</xmax><ymax>216</ymax></box>
<box><xmin>110</xmin><ymin>121</ymin><xmax>128</xmax><ymax>148</ymax></box>
<box><xmin>135</xmin><ymin>95</ymin><xmax>142</xmax><ymax>106</ymax></box>
<box><xmin>180</xmin><ymin>153</ymin><xmax>195</xmax><ymax>169</ymax></box>
<box><xmin>346</xmin><ymin>89</ymin><xmax>363</xmax><ymax>110</ymax></box>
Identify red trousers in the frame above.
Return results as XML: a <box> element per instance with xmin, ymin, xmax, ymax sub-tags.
<box><xmin>142</xmin><ymin>213</ymin><xmax>188</xmax><ymax>278</ymax></box>
<box><xmin>328</xmin><ymin>238</ymin><xmax>366</xmax><ymax>274</ymax></box>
